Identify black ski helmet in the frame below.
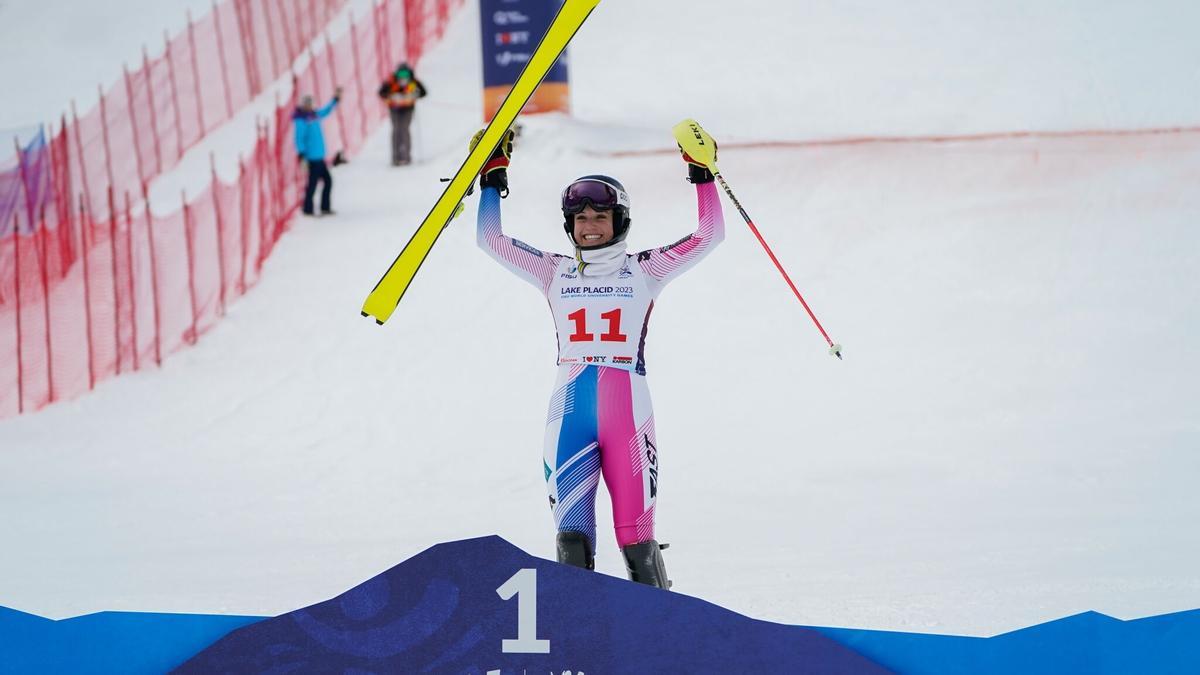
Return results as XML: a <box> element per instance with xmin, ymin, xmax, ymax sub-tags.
<box><xmin>561</xmin><ymin>175</ymin><xmax>631</xmax><ymax>250</ymax></box>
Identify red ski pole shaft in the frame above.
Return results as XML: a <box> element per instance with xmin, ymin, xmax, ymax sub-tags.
<box><xmin>714</xmin><ymin>172</ymin><xmax>841</xmax><ymax>359</ymax></box>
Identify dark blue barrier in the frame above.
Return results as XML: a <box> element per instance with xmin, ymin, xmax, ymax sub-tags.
<box><xmin>176</xmin><ymin>535</ymin><xmax>885</xmax><ymax>673</ymax></box>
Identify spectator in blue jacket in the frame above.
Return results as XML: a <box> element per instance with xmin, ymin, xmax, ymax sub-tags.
<box><xmin>294</xmin><ymin>88</ymin><xmax>342</xmax><ymax>216</ymax></box>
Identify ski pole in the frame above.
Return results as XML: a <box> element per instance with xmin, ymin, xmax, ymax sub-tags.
<box><xmin>717</xmin><ymin>174</ymin><xmax>842</xmax><ymax>359</ymax></box>
<box><xmin>673</xmin><ymin>119</ymin><xmax>842</xmax><ymax>359</ymax></box>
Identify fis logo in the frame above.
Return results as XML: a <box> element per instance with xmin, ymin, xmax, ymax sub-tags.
<box><xmin>644</xmin><ymin>434</ymin><xmax>659</xmax><ymax>499</ymax></box>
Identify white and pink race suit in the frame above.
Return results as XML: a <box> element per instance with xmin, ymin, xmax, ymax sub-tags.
<box><xmin>477</xmin><ymin>181</ymin><xmax>725</xmax><ymax>550</ymax></box>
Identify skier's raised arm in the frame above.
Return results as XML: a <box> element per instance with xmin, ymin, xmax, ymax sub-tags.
<box><xmin>474</xmin><ymin>129</ymin><xmax>565</xmax><ymax>293</ymax></box>
<box><xmin>636</xmin><ymin>152</ymin><xmax>726</xmax><ymax>289</ymax></box>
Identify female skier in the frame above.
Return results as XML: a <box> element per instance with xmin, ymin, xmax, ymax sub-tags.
<box><xmin>473</xmin><ymin>128</ymin><xmax>724</xmax><ymax>588</ymax></box>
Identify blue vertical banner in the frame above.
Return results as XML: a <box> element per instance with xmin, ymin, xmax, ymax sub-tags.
<box><xmin>1</xmin><ymin>127</ymin><xmax>50</xmax><ymax>237</ymax></box>
<box><xmin>479</xmin><ymin>0</ymin><xmax>572</xmax><ymax>121</ymax></box>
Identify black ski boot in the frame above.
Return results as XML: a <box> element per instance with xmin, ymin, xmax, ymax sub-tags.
<box><xmin>556</xmin><ymin>530</ymin><xmax>595</xmax><ymax>570</ymax></box>
<box><xmin>621</xmin><ymin>540</ymin><xmax>671</xmax><ymax>589</ymax></box>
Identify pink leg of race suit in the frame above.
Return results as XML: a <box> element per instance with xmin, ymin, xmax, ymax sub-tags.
<box><xmin>543</xmin><ymin>364</ymin><xmax>659</xmax><ymax>550</ymax></box>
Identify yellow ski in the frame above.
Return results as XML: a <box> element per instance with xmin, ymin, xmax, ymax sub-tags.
<box><xmin>361</xmin><ymin>0</ymin><xmax>603</xmax><ymax>325</ymax></box>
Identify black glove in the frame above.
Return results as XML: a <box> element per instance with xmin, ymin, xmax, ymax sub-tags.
<box><xmin>471</xmin><ymin>128</ymin><xmax>515</xmax><ymax>196</ymax></box>
<box><xmin>687</xmin><ymin>163</ymin><xmax>715</xmax><ymax>184</ymax></box>
<box><xmin>681</xmin><ymin>143</ymin><xmax>716</xmax><ymax>184</ymax></box>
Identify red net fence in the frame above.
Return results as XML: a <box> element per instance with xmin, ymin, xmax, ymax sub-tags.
<box><xmin>0</xmin><ymin>0</ymin><xmax>464</xmax><ymax>419</ymax></box>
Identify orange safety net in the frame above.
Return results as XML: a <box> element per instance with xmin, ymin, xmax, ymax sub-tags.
<box><xmin>0</xmin><ymin>0</ymin><xmax>465</xmax><ymax>419</ymax></box>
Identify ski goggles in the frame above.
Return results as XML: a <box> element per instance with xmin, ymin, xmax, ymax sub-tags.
<box><xmin>561</xmin><ymin>178</ymin><xmax>631</xmax><ymax>215</ymax></box>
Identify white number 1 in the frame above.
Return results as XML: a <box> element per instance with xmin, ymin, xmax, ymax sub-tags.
<box><xmin>496</xmin><ymin>567</ymin><xmax>551</xmax><ymax>654</ymax></box>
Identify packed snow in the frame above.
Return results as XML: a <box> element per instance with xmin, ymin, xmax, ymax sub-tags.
<box><xmin>1</xmin><ymin>0</ymin><xmax>1198</xmax><ymax>637</ymax></box>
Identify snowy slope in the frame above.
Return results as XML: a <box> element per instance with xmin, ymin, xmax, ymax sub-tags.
<box><xmin>569</xmin><ymin>0</ymin><xmax>1200</xmax><ymax>141</ymax></box>
<box><xmin>1</xmin><ymin>0</ymin><xmax>1199</xmax><ymax>637</ymax></box>
<box><xmin>0</xmin><ymin>0</ymin><xmax>213</xmax><ymax>132</ymax></box>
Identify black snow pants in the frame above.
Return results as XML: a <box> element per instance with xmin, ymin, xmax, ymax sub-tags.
<box><xmin>303</xmin><ymin>159</ymin><xmax>332</xmax><ymax>214</ymax></box>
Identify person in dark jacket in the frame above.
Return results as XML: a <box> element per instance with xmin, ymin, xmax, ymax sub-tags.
<box><xmin>378</xmin><ymin>63</ymin><xmax>427</xmax><ymax>166</ymax></box>
<box><xmin>293</xmin><ymin>88</ymin><xmax>342</xmax><ymax>216</ymax></box>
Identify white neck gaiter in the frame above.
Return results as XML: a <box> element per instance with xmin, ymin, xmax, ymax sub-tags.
<box><xmin>576</xmin><ymin>242</ymin><xmax>628</xmax><ymax>277</ymax></box>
